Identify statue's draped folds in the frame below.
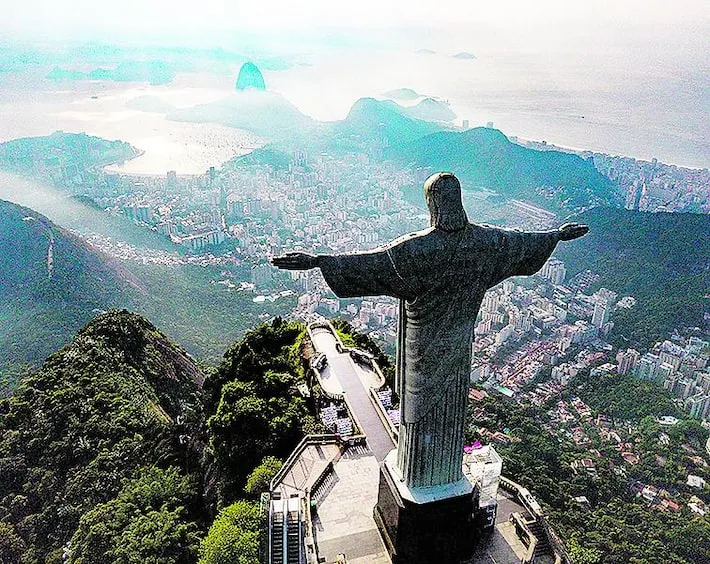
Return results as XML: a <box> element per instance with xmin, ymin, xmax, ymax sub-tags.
<box><xmin>320</xmin><ymin>224</ymin><xmax>558</xmax><ymax>488</ymax></box>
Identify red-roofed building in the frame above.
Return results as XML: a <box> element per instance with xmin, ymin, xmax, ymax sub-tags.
<box><xmin>469</xmin><ymin>389</ymin><xmax>488</xmax><ymax>402</ymax></box>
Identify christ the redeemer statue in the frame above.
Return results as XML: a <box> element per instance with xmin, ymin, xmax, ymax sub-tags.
<box><xmin>272</xmin><ymin>172</ymin><xmax>588</xmax><ymax>490</ymax></box>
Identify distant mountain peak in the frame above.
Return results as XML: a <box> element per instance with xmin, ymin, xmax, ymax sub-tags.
<box><xmin>385</xmin><ymin>126</ymin><xmax>614</xmax><ymax>208</ymax></box>
<box><xmin>168</xmin><ymin>88</ymin><xmax>313</xmax><ymax>140</ymax></box>
<box><xmin>461</xmin><ymin>126</ymin><xmax>510</xmax><ymax>144</ymax></box>
<box><xmin>408</xmin><ymin>98</ymin><xmax>457</xmax><ymax>122</ymax></box>
<box><xmin>337</xmin><ymin>97</ymin><xmax>444</xmax><ymax>147</ymax></box>
<box><xmin>383</xmin><ymin>88</ymin><xmax>420</xmax><ymax>101</ymax></box>
<box><xmin>236</xmin><ymin>62</ymin><xmax>266</xmax><ymax>91</ymax></box>
<box><xmin>346</xmin><ymin>97</ymin><xmax>386</xmax><ymax>116</ymax></box>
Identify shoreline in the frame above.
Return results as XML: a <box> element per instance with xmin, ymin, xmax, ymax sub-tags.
<box><xmin>1</xmin><ymin>124</ymin><xmax>706</xmax><ymax>179</ymax></box>
<box><xmin>509</xmin><ymin>134</ymin><xmax>708</xmax><ymax>172</ymax></box>
<box><xmin>101</xmin><ymin>143</ymin><xmax>263</xmax><ymax>178</ymax></box>
<box><xmin>99</xmin><ymin>126</ymin><xmax>706</xmax><ymax>181</ymax></box>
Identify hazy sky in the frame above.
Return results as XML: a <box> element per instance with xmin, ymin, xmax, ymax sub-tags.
<box><xmin>2</xmin><ymin>0</ymin><xmax>708</xmax><ymax>38</ymax></box>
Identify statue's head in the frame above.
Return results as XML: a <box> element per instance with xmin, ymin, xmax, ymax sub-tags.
<box><xmin>424</xmin><ymin>172</ymin><xmax>468</xmax><ymax>232</ymax></box>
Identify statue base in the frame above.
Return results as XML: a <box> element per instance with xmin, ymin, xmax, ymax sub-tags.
<box><xmin>374</xmin><ymin>451</ymin><xmax>478</xmax><ymax>564</ymax></box>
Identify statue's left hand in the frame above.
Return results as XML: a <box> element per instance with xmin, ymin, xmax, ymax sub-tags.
<box><xmin>558</xmin><ymin>223</ymin><xmax>589</xmax><ymax>241</ymax></box>
<box><xmin>271</xmin><ymin>252</ymin><xmax>320</xmax><ymax>270</ymax></box>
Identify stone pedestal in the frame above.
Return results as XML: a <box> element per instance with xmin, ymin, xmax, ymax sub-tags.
<box><xmin>374</xmin><ymin>451</ymin><xmax>478</xmax><ymax>564</ymax></box>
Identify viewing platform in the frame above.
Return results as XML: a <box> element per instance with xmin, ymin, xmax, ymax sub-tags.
<box><xmin>307</xmin><ymin>320</ymin><xmax>396</xmax><ymax>462</ymax></box>
<box><xmin>265</xmin><ymin>322</ymin><xmax>569</xmax><ymax>564</ymax></box>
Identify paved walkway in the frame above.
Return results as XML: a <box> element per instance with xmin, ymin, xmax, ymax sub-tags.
<box><xmin>272</xmin><ymin>442</ymin><xmax>341</xmax><ymax>498</ymax></box>
<box><xmin>311</xmin><ymin>448</ymin><xmax>390</xmax><ymax>564</ymax></box>
<box><xmin>310</xmin><ymin>326</ymin><xmax>395</xmax><ymax>462</ymax></box>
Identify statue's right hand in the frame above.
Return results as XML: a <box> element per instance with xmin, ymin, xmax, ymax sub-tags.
<box><xmin>558</xmin><ymin>223</ymin><xmax>589</xmax><ymax>241</ymax></box>
<box><xmin>271</xmin><ymin>252</ymin><xmax>320</xmax><ymax>270</ymax></box>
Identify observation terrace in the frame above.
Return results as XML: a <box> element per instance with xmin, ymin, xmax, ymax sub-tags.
<box><xmin>266</xmin><ymin>321</ymin><xmax>569</xmax><ymax>564</ymax></box>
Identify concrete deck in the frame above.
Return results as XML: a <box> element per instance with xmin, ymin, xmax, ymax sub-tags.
<box><xmin>311</xmin><ymin>446</ymin><xmax>390</xmax><ymax>564</ymax></box>
<box><xmin>306</xmin><ymin>443</ymin><xmax>537</xmax><ymax>564</ymax></box>
<box><xmin>269</xmin><ymin>323</ymin><xmax>560</xmax><ymax>563</ymax></box>
<box><xmin>272</xmin><ymin>442</ymin><xmax>341</xmax><ymax>498</ymax></box>
<box><xmin>310</xmin><ymin>326</ymin><xmax>395</xmax><ymax>462</ymax></box>
<box><xmin>270</xmin><ymin>436</ymin><xmax>552</xmax><ymax>564</ymax></box>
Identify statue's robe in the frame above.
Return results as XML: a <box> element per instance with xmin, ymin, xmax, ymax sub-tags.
<box><xmin>320</xmin><ymin>223</ymin><xmax>559</xmax><ymax>488</ymax></box>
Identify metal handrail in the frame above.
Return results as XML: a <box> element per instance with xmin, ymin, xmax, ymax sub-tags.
<box><xmin>269</xmin><ymin>434</ymin><xmax>340</xmax><ymax>492</ymax></box>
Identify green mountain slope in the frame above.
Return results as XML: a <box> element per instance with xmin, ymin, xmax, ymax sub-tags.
<box><xmin>386</xmin><ymin>127</ymin><xmax>618</xmax><ymax>209</ymax></box>
<box><xmin>0</xmin><ymin>313</ymin><xmax>318</xmax><ymax>563</ymax></box>
<box><xmin>0</xmin><ymin>131</ymin><xmax>137</xmax><ymax>178</ymax></box>
<box><xmin>0</xmin><ymin>310</ymin><xmax>205</xmax><ymax>563</ymax></box>
<box><xmin>400</xmin><ymin>97</ymin><xmax>456</xmax><ymax>122</ymax></box>
<box><xmin>332</xmin><ymin>97</ymin><xmax>444</xmax><ymax>147</ymax></box>
<box><xmin>0</xmin><ymin>198</ymin><xmax>295</xmax><ymax>388</ymax></box>
<box><xmin>553</xmin><ymin>207</ymin><xmax>710</xmax><ymax>348</ymax></box>
<box><xmin>0</xmin><ymin>199</ymin><xmax>140</xmax><ymax>380</ymax></box>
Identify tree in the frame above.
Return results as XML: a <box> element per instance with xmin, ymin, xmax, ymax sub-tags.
<box><xmin>69</xmin><ymin>466</ymin><xmax>200</xmax><ymax>564</ymax></box>
<box><xmin>198</xmin><ymin>501</ymin><xmax>261</xmax><ymax>564</ymax></box>
<box><xmin>0</xmin><ymin>312</ymin><xmax>204</xmax><ymax>564</ymax></box>
<box><xmin>0</xmin><ymin>522</ymin><xmax>26</xmax><ymax>564</ymax></box>
<box><xmin>668</xmin><ymin>419</ymin><xmax>709</xmax><ymax>446</ymax></box>
<box><xmin>205</xmin><ymin>320</ymin><xmax>314</xmax><ymax>500</ymax></box>
<box><xmin>110</xmin><ymin>507</ymin><xmax>200</xmax><ymax>564</ymax></box>
<box><xmin>208</xmin><ymin>383</ymin><xmax>273</xmax><ymax>484</ymax></box>
<box><xmin>568</xmin><ymin>536</ymin><xmax>602</xmax><ymax>564</ymax></box>
<box><xmin>245</xmin><ymin>456</ymin><xmax>283</xmax><ymax>496</ymax></box>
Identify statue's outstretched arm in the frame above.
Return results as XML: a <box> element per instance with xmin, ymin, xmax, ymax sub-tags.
<box><xmin>273</xmin><ymin>247</ymin><xmax>412</xmax><ymax>300</ymax></box>
<box><xmin>486</xmin><ymin>222</ymin><xmax>587</xmax><ymax>287</ymax></box>
<box><xmin>557</xmin><ymin>222</ymin><xmax>589</xmax><ymax>241</ymax></box>
<box><xmin>271</xmin><ymin>252</ymin><xmax>325</xmax><ymax>270</ymax></box>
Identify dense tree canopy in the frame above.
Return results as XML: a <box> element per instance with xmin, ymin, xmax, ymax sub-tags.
<box><xmin>205</xmin><ymin>318</ymin><xmax>320</xmax><ymax>502</ymax></box>
<box><xmin>571</xmin><ymin>371</ymin><xmax>681</xmax><ymax>420</ymax></box>
<box><xmin>69</xmin><ymin>467</ymin><xmax>201</xmax><ymax>564</ymax></box>
<box><xmin>245</xmin><ymin>456</ymin><xmax>283</xmax><ymax>496</ymax></box>
<box><xmin>0</xmin><ymin>311</ymin><xmax>205</xmax><ymax>563</ymax></box>
<box><xmin>554</xmin><ymin>207</ymin><xmax>710</xmax><ymax>350</ymax></box>
<box><xmin>197</xmin><ymin>501</ymin><xmax>261</xmax><ymax>564</ymax></box>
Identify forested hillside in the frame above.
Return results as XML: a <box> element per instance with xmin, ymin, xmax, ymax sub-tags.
<box><xmin>554</xmin><ymin>207</ymin><xmax>709</xmax><ymax>349</ymax></box>
<box><xmin>0</xmin><ymin>311</ymin><xmax>205</xmax><ymax>563</ymax></box>
<box><xmin>0</xmin><ymin>199</ymin><xmax>295</xmax><ymax>390</ymax></box>
<box><xmin>0</xmin><ymin>132</ymin><xmax>136</xmax><ymax>177</ymax></box>
<box><xmin>0</xmin><ymin>199</ymin><xmax>139</xmax><ymax>379</ymax></box>
<box><xmin>387</xmin><ymin>127</ymin><xmax>617</xmax><ymax>209</ymax></box>
<box><xmin>0</xmin><ymin>313</ymin><xmax>316</xmax><ymax>563</ymax></box>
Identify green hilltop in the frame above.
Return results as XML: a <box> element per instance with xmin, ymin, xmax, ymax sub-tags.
<box><xmin>0</xmin><ymin>132</ymin><xmax>137</xmax><ymax>177</ymax></box>
<box><xmin>0</xmin><ymin>311</ymin><xmax>206</xmax><ymax>563</ymax></box>
<box><xmin>386</xmin><ymin>127</ymin><xmax>618</xmax><ymax>209</ymax></box>
<box><xmin>0</xmin><ymin>312</ymin><xmax>316</xmax><ymax>564</ymax></box>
